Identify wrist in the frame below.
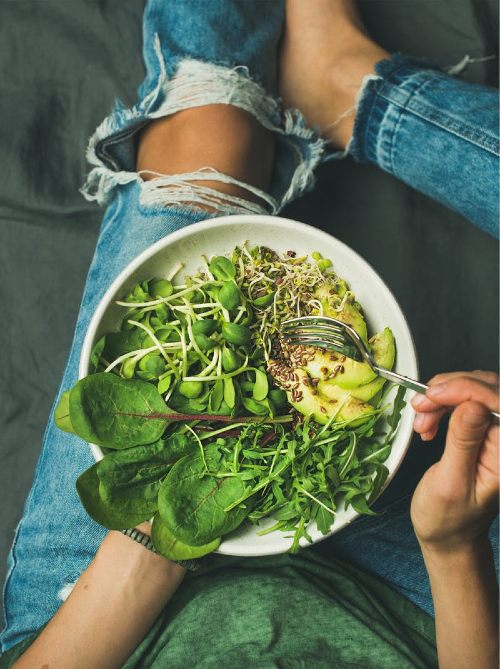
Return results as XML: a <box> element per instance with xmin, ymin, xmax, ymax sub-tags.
<box><xmin>419</xmin><ymin>536</ymin><xmax>493</xmax><ymax>571</ymax></box>
<box><xmin>97</xmin><ymin>531</ymin><xmax>186</xmax><ymax>584</ymax></box>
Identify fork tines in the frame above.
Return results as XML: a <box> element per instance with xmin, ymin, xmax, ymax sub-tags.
<box><xmin>281</xmin><ymin>334</ymin><xmax>346</xmax><ymax>353</ymax></box>
<box><xmin>281</xmin><ymin>317</ymin><xmax>347</xmax><ymax>351</ymax></box>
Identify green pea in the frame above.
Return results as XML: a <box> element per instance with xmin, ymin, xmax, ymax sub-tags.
<box><xmin>209</xmin><ymin>256</ymin><xmax>236</xmax><ymax>281</ymax></box>
<box><xmin>179</xmin><ymin>381</ymin><xmax>203</xmax><ymax>399</ymax></box>
<box><xmin>311</xmin><ymin>251</ymin><xmax>322</xmax><ymax>261</ymax></box>
<box><xmin>194</xmin><ymin>333</ymin><xmax>217</xmax><ymax>351</ymax></box>
<box><xmin>192</xmin><ymin>319</ymin><xmax>218</xmax><ymax>336</ymax></box>
<box><xmin>149</xmin><ymin>278</ymin><xmax>173</xmax><ymax>298</ymax></box>
<box><xmin>221</xmin><ymin>322</ymin><xmax>252</xmax><ymax>347</ymax></box>
<box><xmin>253</xmin><ymin>292</ymin><xmax>275</xmax><ymax>307</ymax></box>
<box><xmin>221</xmin><ymin>347</ymin><xmax>241</xmax><ymax>372</ymax></box>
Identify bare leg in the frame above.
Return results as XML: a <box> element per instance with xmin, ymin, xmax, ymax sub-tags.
<box><xmin>137</xmin><ymin>104</ymin><xmax>275</xmax><ymax>208</ymax></box>
<box><xmin>280</xmin><ymin>0</ymin><xmax>388</xmax><ymax>149</ymax></box>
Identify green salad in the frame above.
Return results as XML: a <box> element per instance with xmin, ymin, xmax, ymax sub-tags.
<box><xmin>55</xmin><ymin>245</ymin><xmax>406</xmax><ymax>559</ymax></box>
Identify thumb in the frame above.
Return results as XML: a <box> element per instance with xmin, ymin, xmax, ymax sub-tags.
<box><xmin>441</xmin><ymin>401</ymin><xmax>491</xmax><ymax>481</ymax></box>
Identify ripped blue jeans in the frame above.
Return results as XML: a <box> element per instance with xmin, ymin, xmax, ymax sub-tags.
<box><xmin>2</xmin><ymin>0</ymin><xmax>499</xmax><ymax>653</ymax></box>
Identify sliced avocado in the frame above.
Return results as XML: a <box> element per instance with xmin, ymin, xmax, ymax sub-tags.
<box><xmin>350</xmin><ymin>377</ymin><xmax>386</xmax><ymax>402</ymax></box>
<box><xmin>317</xmin><ymin>327</ymin><xmax>396</xmax><ymax>402</ymax></box>
<box><xmin>304</xmin><ymin>348</ymin><xmax>376</xmax><ymax>388</ymax></box>
<box><xmin>289</xmin><ymin>369</ymin><xmax>375</xmax><ymax>425</ymax></box>
<box><xmin>315</xmin><ymin>284</ymin><xmax>369</xmax><ymax>344</ymax></box>
<box><xmin>369</xmin><ymin>327</ymin><xmax>396</xmax><ymax>368</ymax></box>
<box><xmin>330</xmin><ymin>302</ymin><xmax>368</xmax><ymax>344</ymax></box>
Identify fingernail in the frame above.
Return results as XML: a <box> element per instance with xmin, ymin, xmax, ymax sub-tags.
<box><xmin>427</xmin><ymin>382</ymin><xmax>447</xmax><ymax>396</ymax></box>
<box><xmin>413</xmin><ymin>414</ymin><xmax>426</xmax><ymax>429</ymax></box>
<box><xmin>411</xmin><ymin>394</ymin><xmax>426</xmax><ymax>408</ymax></box>
<box><xmin>462</xmin><ymin>409</ymin><xmax>489</xmax><ymax>428</ymax></box>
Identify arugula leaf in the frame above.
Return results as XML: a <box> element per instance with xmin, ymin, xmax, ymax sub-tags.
<box><xmin>386</xmin><ymin>385</ymin><xmax>407</xmax><ymax>443</ymax></box>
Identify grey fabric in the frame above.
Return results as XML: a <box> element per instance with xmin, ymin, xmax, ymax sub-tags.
<box><xmin>0</xmin><ymin>0</ymin><xmax>498</xmax><ymax>629</ymax></box>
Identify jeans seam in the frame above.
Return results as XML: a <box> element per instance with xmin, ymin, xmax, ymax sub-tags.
<box><xmin>379</xmin><ymin>89</ymin><xmax>499</xmax><ymax>157</ymax></box>
<box><xmin>377</xmin><ymin>75</ymin><xmax>434</xmax><ymax>174</ymax></box>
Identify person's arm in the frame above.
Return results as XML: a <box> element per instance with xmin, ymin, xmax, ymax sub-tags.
<box><xmin>12</xmin><ymin>525</ymin><xmax>186</xmax><ymax>669</ymax></box>
<box><xmin>411</xmin><ymin>372</ymin><xmax>499</xmax><ymax>669</ymax></box>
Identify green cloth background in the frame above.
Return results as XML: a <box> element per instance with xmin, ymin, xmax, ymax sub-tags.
<box><xmin>0</xmin><ymin>552</ymin><xmax>438</xmax><ymax>668</ymax></box>
<box><xmin>0</xmin><ymin>0</ymin><xmax>498</xmax><ymax>632</ymax></box>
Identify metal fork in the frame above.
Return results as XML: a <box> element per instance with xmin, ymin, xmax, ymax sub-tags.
<box><xmin>282</xmin><ymin>315</ymin><xmax>500</xmax><ymax>420</ymax></box>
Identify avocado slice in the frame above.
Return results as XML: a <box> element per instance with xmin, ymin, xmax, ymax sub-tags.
<box><xmin>304</xmin><ymin>349</ymin><xmax>377</xmax><ymax>389</ymax></box>
<box><xmin>317</xmin><ymin>328</ymin><xmax>396</xmax><ymax>402</ymax></box>
<box><xmin>289</xmin><ymin>369</ymin><xmax>375</xmax><ymax>425</ymax></box>
<box><xmin>315</xmin><ymin>284</ymin><xmax>369</xmax><ymax>344</ymax></box>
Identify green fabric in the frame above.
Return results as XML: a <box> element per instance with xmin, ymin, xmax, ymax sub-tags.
<box><xmin>0</xmin><ymin>552</ymin><xmax>437</xmax><ymax>668</ymax></box>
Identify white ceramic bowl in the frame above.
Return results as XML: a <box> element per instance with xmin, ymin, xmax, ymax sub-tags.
<box><xmin>80</xmin><ymin>214</ymin><xmax>418</xmax><ymax>556</ymax></box>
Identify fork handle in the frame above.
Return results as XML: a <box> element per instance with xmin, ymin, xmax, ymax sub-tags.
<box><xmin>373</xmin><ymin>365</ymin><xmax>428</xmax><ymax>394</ymax></box>
<box><xmin>373</xmin><ymin>366</ymin><xmax>500</xmax><ymax>422</ymax></box>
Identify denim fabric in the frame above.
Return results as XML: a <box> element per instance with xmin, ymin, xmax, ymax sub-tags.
<box><xmin>83</xmin><ymin>0</ymin><xmax>325</xmax><ymax>214</ymax></box>
<box><xmin>349</xmin><ymin>55</ymin><xmax>500</xmax><ymax>237</ymax></box>
<box><xmin>0</xmin><ymin>186</ymin><xmax>215</xmax><ymax>651</ymax></box>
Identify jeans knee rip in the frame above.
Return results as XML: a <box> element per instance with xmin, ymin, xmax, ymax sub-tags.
<box><xmin>81</xmin><ymin>35</ymin><xmax>326</xmax><ymax>212</ymax></box>
<box><xmin>138</xmin><ymin>168</ymin><xmax>275</xmax><ymax>215</ymax></box>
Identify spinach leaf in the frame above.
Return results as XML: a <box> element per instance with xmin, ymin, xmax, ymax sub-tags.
<box><xmin>54</xmin><ymin>390</ymin><xmax>74</xmax><ymax>434</ymax></box>
<box><xmin>158</xmin><ymin>443</ymin><xmax>249</xmax><ymax>546</ymax></box>
<box><xmin>151</xmin><ymin>513</ymin><xmax>220</xmax><ymax>560</ymax></box>
<box><xmin>96</xmin><ymin>439</ymin><xmax>177</xmax><ymax>513</ymax></box>
<box><xmin>76</xmin><ymin>463</ymin><xmax>153</xmax><ymax>529</ymax></box>
<box><xmin>69</xmin><ymin>373</ymin><xmax>169</xmax><ymax>449</ymax></box>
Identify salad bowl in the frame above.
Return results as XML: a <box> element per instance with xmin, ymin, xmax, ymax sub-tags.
<box><xmin>80</xmin><ymin>214</ymin><xmax>418</xmax><ymax>556</ymax></box>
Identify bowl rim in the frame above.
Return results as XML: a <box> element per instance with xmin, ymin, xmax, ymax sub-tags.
<box><xmin>79</xmin><ymin>214</ymin><xmax>418</xmax><ymax>555</ymax></box>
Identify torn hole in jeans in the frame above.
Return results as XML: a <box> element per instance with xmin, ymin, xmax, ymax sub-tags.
<box><xmin>82</xmin><ymin>43</ymin><xmax>327</xmax><ymax>211</ymax></box>
<box><xmin>138</xmin><ymin>168</ymin><xmax>276</xmax><ymax>215</ymax></box>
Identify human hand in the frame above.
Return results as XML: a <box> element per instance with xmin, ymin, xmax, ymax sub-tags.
<box><xmin>410</xmin><ymin>371</ymin><xmax>499</xmax><ymax>553</ymax></box>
